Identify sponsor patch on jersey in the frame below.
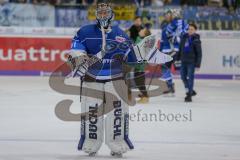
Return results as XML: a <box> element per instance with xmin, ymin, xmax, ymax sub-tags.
<box><xmin>102</xmin><ymin>59</ymin><xmax>115</xmax><ymax>63</ymax></box>
<box><xmin>115</xmin><ymin>36</ymin><xmax>126</xmax><ymax>43</ymax></box>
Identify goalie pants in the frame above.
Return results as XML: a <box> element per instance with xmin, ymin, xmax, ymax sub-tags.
<box><xmin>78</xmin><ymin>79</ymin><xmax>134</xmax><ymax>154</ymax></box>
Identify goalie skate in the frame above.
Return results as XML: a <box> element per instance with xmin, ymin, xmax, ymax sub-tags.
<box><xmin>88</xmin><ymin>152</ymin><xmax>97</xmax><ymax>157</ymax></box>
<box><xmin>111</xmin><ymin>151</ymin><xmax>123</xmax><ymax>158</ymax></box>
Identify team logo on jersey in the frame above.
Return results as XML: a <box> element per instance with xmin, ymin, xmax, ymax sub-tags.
<box><xmin>115</xmin><ymin>36</ymin><xmax>126</xmax><ymax>43</ymax></box>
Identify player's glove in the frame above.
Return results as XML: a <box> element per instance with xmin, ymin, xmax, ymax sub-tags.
<box><xmin>67</xmin><ymin>54</ymin><xmax>77</xmax><ymax>71</ymax></box>
<box><xmin>174</xmin><ymin>60</ymin><xmax>181</xmax><ymax>70</ymax></box>
<box><xmin>66</xmin><ymin>51</ymin><xmax>89</xmax><ymax>77</ymax></box>
<box><xmin>67</xmin><ymin>55</ymin><xmax>88</xmax><ymax>70</ymax></box>
<box><xmin>73</xmin><ymin>60</ymin><xmax>89</xmax><ymax>77</ymax></box>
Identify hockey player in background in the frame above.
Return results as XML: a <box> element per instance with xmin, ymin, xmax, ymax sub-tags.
<box><xmin>160</xmin><ymin>9</ymin><xmax>189</xmax><ymax>95</ymax></box>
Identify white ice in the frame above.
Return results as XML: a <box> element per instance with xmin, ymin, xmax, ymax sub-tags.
<box><xmin>0</xmin><ymin>76</ymin><xmax>240</xmax><ymax>160</ymax></box>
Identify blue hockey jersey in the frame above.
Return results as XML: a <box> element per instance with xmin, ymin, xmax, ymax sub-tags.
<box><xmin>160</xmin><ymin>18</ymin><xmax>189</xmax><ymax>53</ymax></box>
<box><xmin>71</xmin><ymin>24</ymin><xmax>137</xmax><ymax>80</ymax></box>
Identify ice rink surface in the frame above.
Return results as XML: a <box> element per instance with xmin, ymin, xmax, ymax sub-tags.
<box><xmin>0</xmin><ymin>76</ymin><xmax>240</xmax><ymax>160</ymax></box>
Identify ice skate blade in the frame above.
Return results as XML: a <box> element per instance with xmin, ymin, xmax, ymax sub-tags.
<box><xmin>111</xmin><ymin>152</ymin><xmax>123</xmax><ymax>158</ymax></box>
<box><xmin>88</xmin><ymin>152</ymin><xmax>97</xmax><ymax>157</ymax></box>
<box><xmin>163</xmin><ymin>93</ymin><xmax>175</xmax><ymax>97</ymax></box>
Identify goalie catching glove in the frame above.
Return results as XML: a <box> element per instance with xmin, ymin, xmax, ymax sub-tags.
<box><xmin>133</xmin><ymin>34</ymin><xmax>173</xmax><ymax>64</ymax></box>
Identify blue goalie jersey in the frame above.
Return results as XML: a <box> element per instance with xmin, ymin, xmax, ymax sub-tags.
<box><xmin>71</xmin><ymin>24</ymin><xmax>137</xmax><ymax>80</ymax></box>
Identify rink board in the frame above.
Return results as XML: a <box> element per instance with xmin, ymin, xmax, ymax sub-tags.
<box><xmin>0</xmin><ymin>27</ymin><xmax>239</xmax><ymax>79</ymax></box>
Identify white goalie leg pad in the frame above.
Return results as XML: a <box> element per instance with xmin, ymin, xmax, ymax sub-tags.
<box><xmin>104</xmin><ymin>80</ymin><xmax>134</xmax><ymax>154</ymax></box>
<box><xmin>78</xmin><ymin>82</ymin><xmax>104</xmax><ymax>154</ymax></box>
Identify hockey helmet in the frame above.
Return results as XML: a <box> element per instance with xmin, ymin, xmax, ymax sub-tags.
<box><xmin>96</xmin><ymin>2</ymin><xmax>114</xmax><ymax>29</ymax></box>
<box><xmin>171</xmin><ymin>9</ymin><xmax>181</xmax><ymax>18</ymax></box>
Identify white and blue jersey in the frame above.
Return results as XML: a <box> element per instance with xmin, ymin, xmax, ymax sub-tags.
<box><xmin>71</xmin><ymin>24</ymin><xmax>137</xmax><ymax>80</ymax></box>
<box><xmin>160</xmin><ymin>18</ymin><xmax>189</xmax><ymax>53</ymax></box>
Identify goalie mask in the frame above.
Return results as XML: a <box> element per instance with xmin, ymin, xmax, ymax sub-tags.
<box><xmin>96</xmin><ymin>3</ymin><xmax>114</xmax><ymax>29</ymax></box>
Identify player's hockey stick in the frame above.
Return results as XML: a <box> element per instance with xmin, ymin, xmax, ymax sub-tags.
<box><xmin>145</xmin><ymin>47</ymin><xmax>173</xmax><ymax>91</ymax></box>
<box><xmin>146</xmin><ymin>48</ymin><xmax>158</xmax><ymax>91</ymax></box>
<box><xmin>146</xmin><ymin>64</ymin><xmax>159</xmax><ymax>92</ymax></box>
